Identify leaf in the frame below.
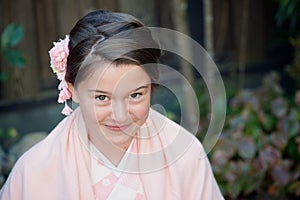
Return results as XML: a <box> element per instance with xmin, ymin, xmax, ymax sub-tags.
<box><xmin>240</xmin><ymin>90</ymin><xmax>254</xmax><ymax>105</ymax></box>
<box><xmin>245</xmin><ymin>124</ymin><xmax>262</xmax><ymax>142</ymax></box>
<box><xmin>259</xmin><ymin>145</ymin><xmax>281</xmax><ymax>169</ymax></box>
<box><xmin>229</xmin><ymin>115</ymin><xmax>244</xmax><ymax>129</ymax></box>
<box><xmin>279</xmin><ymin>108</ymin><xmax>300</xmax><ymax>138</ymax></box>
<box><xmin>270</xmin><ymin>132</ymin><xmax>288</xmax><ymax>150</ymax></box>
<box><xmin>7</xmin><ymin>128</ymin><xmax>18</xmax><ymax>139</ymax></box>
<box><xmin>271</xmin><ymin>98</ymin><xmax>288</xmax><ymax>118</ymax></box>
<box><xmin>225</xmin><ymin>162</ymin><xmax>243</xmax><ymax>199</ymax></box>
<box><xmin>287</xmin><ymin>108</ymin><xmax>300</xmax><ymax>137</ymax></box>
<box><xmin>225</xmin><ymin>162</ymin><xmax>239</xmax><ymax>183</ymax></box>
<box><xmin>0</xmin><ymin>128</ymin><xmax>4</xmax><ymax>139</ymax></box>
<box><xmin>258</xmin><ymin>111</ymin><xmax>275</xmax><ymax>131</ymax></box>
<box><xmin>166</xmin><ymin>111</ymin><xmax>176</xmax><ymax>121</ymax></box>
<box><xmin>275</xmin><ymin>0</ymin><xmax>300</xmax><ymax>31</ymax></box>
<box><xmin>227</xmin><ymin>184</ymin><xmax>242</xmax><ymax>198</ymax></box>
<box><xmin>211</xmin><ymin>150</ymin><xmax>229</xmax><ymax>173</ymax></box>
<box><xmin>237</xmin><ymin>137</ymin><xmax>256</xmax><ymax>159</ymax></box>
<box><xmin>245</xmin><ymin>168</ymin><xmax>265</xmax><ymax>194</ymax></box>
<box><xmin>270</xmin><ymin>161</ymin><xmax>292</xmax><ymax>186</ymax></box>
<box><xmin>214</xmin><ymin>136</ymin><xmax>236</xmax><ymax>158</ymax></box>
<box><xmin>0</xmin><ymin>73</ymin><xmax>8</xmax><ymax>82</ymax></box>
<box><xmin>2</xmin><ymin>49</ymin><xmax>26</xmax><ymax>68</ymax></box>
<box><xmin>1</xmin><ymin>24</ymin><xmax>23</xmax><ymax>49</ymax></box>
<box><xmin>288</xmin><ymin>181</ymin><xmax>300</xmax><ymax>196</ymax></box>
<box><xmin>296</xmin><ymin>136</ymin><xmax>300</xmax><ymax>154</ymax></box>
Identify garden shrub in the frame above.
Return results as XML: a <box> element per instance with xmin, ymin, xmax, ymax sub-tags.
<box><xmin>209</xmin><ymin>72</ymin><xmax>300</xmax><ymax>199</ymax></box>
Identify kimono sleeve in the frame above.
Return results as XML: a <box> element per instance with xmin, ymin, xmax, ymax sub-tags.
<box><xmin>182</xmin><ymin>140</ymin><xmax>224</xmax><ymax>200</ymax></box>
<box><xmin>0</xmin><ymin>164</ymin><xmax>23</xmax><ymax>200</ymax></box>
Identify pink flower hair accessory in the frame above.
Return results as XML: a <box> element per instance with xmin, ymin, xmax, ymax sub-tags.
<box><xmin>49</xmin><ymin>35</ymin><xmax>73</xmax><ymax>116</ymax></box>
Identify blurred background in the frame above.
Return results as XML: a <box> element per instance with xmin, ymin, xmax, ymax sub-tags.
<box><xmin>0</xmin><ymin>0</ymin><xmax>299</xmax><ymax>199</ymax></box>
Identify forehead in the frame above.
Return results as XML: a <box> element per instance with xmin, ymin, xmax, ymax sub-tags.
<box><xmin>78</xmin><ymin>63</ymin><xmax>151</xmax><ymax>93</ymax></box>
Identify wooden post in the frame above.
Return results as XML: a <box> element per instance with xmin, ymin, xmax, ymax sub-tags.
<box><xmin>203</xmin><ymin>0</ymin><xmax>214</xmax><ymax>56</ymax></box>
<box><xmin>171</xmin><ymin>0</ymin><xmax>199</xmax><ymax>132</ymax></box>
<box><xmin>34</xmin><ymin>0</ymin><xmax>58</xmax><ymax>88</ymax></box>
<box><xmin>55</xmin><ymin>0</ymin><xmax>94</xmax><ymax>37</ymax></box>
<box><xmin>203</xmin><ymin>0</ymin><xmax>218</xmax><ymax>92</ymax></box>
<box><xmin>238</xmin><ymin>0</ymin><xmax>249</xmax><ymax>89</ymax></box>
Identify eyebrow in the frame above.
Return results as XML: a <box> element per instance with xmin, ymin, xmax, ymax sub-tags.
<box><xmin>88</xmin><ymin>84</ymin><xmax>150</xmax><ymax>94</ymax></box>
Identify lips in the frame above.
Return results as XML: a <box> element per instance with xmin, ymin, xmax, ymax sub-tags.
<box><xmin>104</xmin><ymin>124</ymin><xmax>130</xmax><ymax>132</ymax></box>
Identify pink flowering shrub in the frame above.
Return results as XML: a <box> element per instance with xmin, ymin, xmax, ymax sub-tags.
<box><xmin>207</xmin><ymin>72</ymin><xmax>300</xmax><ymax>199</ymax></box>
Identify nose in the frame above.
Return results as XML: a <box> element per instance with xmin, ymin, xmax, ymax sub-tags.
<box><xmin>110</xmin><ymin>100</ymin><xmax>129</xmax><ymax>124</ymax></box>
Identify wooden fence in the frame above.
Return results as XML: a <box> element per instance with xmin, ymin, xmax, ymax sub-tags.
<box><xmin>0</xmin><ymin>0</ymin><xmax>180</xmax><ymax>101</ymax></box>
<box><xmin>0</xmin><ymin>0</ymin><xmax>277</xmax><ymax>102</ymax></box>
<box><xmin>0</xmin><ymin>0</ymin><xmax>120</xmax><ymax>100</ymax></box>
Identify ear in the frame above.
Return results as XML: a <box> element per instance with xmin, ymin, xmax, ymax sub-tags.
<box><xmin>68</xmin><ymin>83</ymin><xmax>79</xmax><ymax>103</ymax></box>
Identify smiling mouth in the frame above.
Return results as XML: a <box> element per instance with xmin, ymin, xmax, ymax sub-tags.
<box><xmin>104</xmin><ymin>124</ymin><xmax>130</xmax><ymax>132</ymax></box>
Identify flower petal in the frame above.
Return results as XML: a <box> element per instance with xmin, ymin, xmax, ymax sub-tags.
<box><xmin>61</xmin><ymin>103</ymin><xmax>72</xmax><ymax>116</ymax></box>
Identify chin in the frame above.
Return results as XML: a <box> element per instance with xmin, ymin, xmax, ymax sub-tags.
<box><xmin>110</xmin><ymin>135</ymin><xmax>133</xmax><ymax>148</ymax></box>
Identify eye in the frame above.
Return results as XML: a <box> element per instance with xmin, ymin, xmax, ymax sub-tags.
<box><xmin>96</xmin><ymin>95</ymin><xmax>109</xmax><ymax>102</ymax></box>
<box><xmin>129</xmin><ymin>92</ymin><xmax>142</xmax><ymax>99</ymax></box>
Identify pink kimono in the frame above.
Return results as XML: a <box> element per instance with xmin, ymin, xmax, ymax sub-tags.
<box><xmin>0</xmin><ymin>108</ymin><xmax>224</xmax><ymax>200</ymax></box>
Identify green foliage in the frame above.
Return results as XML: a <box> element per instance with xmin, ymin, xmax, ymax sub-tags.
<box><xmin>286</xmin><ymin>37</ymin><xmax>300</xmax><ymax>88</ymax></box>
<box><xmin>0</xmin><ymin>128</ymin><xmax>19</xmax><ymax>151</ymax></box>
<box><xmin>0</xmin><ymin>128</ymin><xmax>19</xmax><ymax>187</ymax></box>
<box><xmin>1</xmin><ymin>24</ymin><xmax>23</xmax><ymax>49</ymax></box>
<box><xmin>0</xmin><ymin>23</ymin><xmax>26</xmax><ymax>82</ymax></box>
<box><xmin>274</xmin><ymin>0</ymin><xmax>300</xmax><ymax>88</ymax></box>
<box><xmin>2</xmin><ymin>49</ymin><xmax>26</xmax><ymax>68</ymax></box>
<box><xmin>209</xmin><ymin>72</ymin><xmax>300</xmax><ymax>199</ymax></box>
<box><xmin>275</xmin><ymin>0</ymin><xmax>300</xmax><ymax>33</ymax></box>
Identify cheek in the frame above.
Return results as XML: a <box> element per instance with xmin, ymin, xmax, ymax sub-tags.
<box><xmin>130</xmin><ymin>100</ymin><xmax>150</xmax><ymax>123</ymax></box>
<box><xmin>81</xmin><ymin>105</ymin><xmax>98</xmax><ymax>124</ymax></box>
<box><xmin>79</xmin><ymin>98</ymin><xmax>107</xmax><ymax>123</ymax></box>
<box><xmin>95</xmin><ymin>107</ymin><xmax>111</xmax><ymax>122</ymax></box>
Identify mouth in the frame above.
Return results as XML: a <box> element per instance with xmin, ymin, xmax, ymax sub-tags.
<box><xmin>104</xmin><ymin>124</ymin><xmax>131</xmax><ymax>132</ymax></box>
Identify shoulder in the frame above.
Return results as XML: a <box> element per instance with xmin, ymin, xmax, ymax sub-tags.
<box><xmin>149</xmin><ymin>108</ymin><xmax>206</xmax><ymax>164</ymax></box>
<box><xmin>146</xmin><ymin>109</ymin><xmax>224</xmax><ymax>199</ymax></box>
<box><xmin>149</xmin><ymin>108</ymin><xmax>202</xmax><ymax>148</ymax></box>
<box><xmin>10</xmin><ymin>115</ymin><xmax>73</xmax><ymax>174</ymax></box>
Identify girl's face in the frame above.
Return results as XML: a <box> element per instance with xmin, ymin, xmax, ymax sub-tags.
<box><xmin>73</xmin><ymin>63</ymin><xmax>152</xmax><ymax>149</ymax></box>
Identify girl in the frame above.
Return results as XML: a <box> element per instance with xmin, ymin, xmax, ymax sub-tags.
<box><xmin>0</xmin><ymin>10</ymin><xmax>224</xmax><ymax>200</ymax></box>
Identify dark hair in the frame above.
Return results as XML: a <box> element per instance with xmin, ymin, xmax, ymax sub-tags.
<box><xmin>65</xmin><ymin>10</ymin><xmax>161</xmax><ymax>87</ymax></box>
